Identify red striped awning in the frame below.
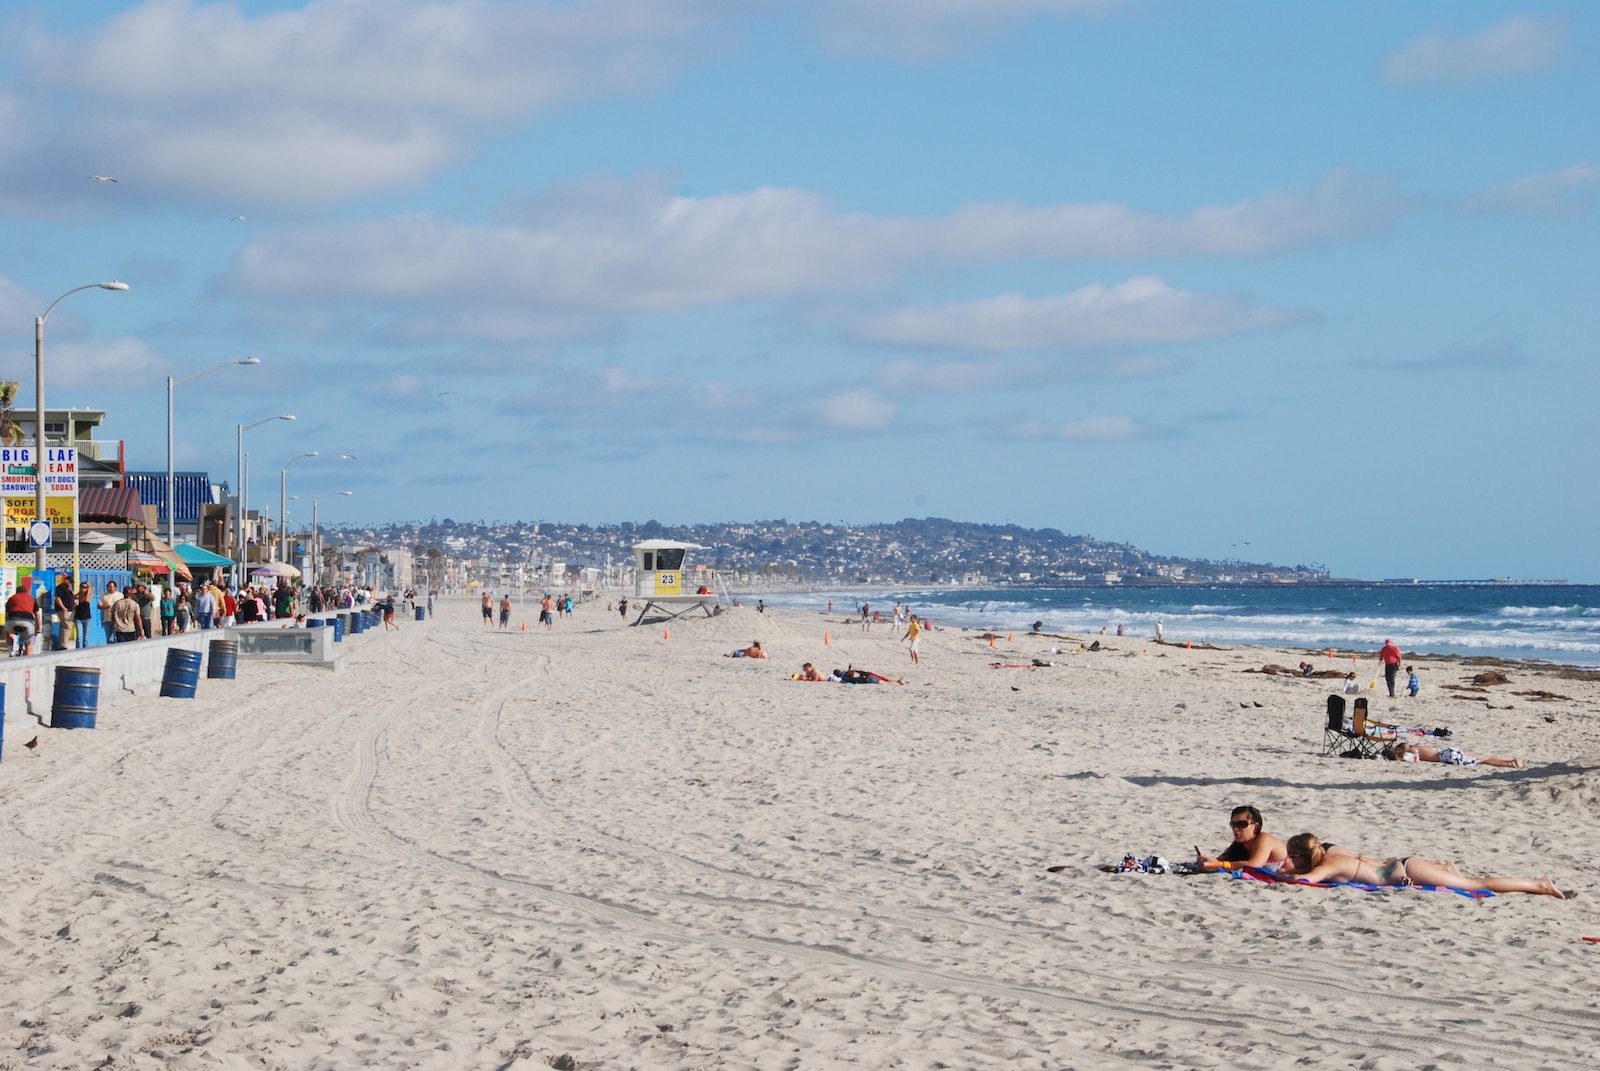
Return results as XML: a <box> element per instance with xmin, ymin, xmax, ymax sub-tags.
<box><xmin>78</xmin><ymin>485</ymin><xmax>147</xmax><ymax>524</ymax></box>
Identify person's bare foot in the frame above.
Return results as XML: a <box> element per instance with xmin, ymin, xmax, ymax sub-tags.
<box><xmin>1537</xmin><ymin>877</ymin><xmax>1566</xmax><ymax>899</ymax></box>
<box><xmin>1512</xmin><ymin>758</ymin><xmax>1527</xmax><ymax>769</ymax></box>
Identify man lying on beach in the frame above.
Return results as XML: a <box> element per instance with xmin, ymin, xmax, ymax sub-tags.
<box><xmin>1381</xmin><ymin>742</ymin><xmax>1524</xmax><ymax>769</ymax></box>
<box><xmin>835</xmin><ymin>666</ymin><xmax>906</xmax><ymax>685</ymax></box>
<box><xmin>1286</xmin><ymin>833</ymin><xmax>1564</xmax><ymax>898</ymax></box>
<box><xmin>795</xmin><ymin>662</ymin><xmax>828</xmax><ymax>681</ymax></box>
<box><xmin>1195</xmin><ymin>805</ymin><xmax>1288</xmax><ymax>871</ymax></box>
<box><xmin>725</xmin><ymin>641</ymin><xmax>767</xmax><ymax>659</ymax></box>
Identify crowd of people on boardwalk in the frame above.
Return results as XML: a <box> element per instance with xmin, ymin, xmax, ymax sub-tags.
<box><xmin>1</xmin><ymin>573</ymin><xmax>418</xmax><ymax>656</ymax></box>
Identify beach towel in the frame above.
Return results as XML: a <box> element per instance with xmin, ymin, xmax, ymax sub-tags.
<box><xmin>1226</xmin><ymin>865</ymin><xmax>1494</xmax><ymax>899</ymax></box>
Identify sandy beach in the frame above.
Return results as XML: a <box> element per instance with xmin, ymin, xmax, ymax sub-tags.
<box><xmin>2</xmin><ymin>598</ymin><xmax>1597</xmax><ymax>1069</ymax></box>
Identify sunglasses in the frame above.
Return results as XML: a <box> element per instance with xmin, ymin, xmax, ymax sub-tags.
<box><xmin>1230</xmin><ymin>819</ymin><xmax>1254</xmax><ymax>829</ymax></box>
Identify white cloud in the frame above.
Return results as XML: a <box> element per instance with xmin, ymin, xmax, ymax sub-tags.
<box><xmin>1465</xmin><ymin>162</ymin><xmax>1600</xmax><ymax>218</ymax></box>
<box><xmin>48</xmin><ymin>336</ymin><xmax>169</xmax><ymax>392</ymax></box>
<box><xmin>856</xmin><ymin>276</ymin><xmax>1304</xmax><ymax>352</ymax></box>
<box><xmin>1008</xmin><ymin>415</ymin><xmax>1145</xmax><ymax>441</ymax></box>
<box><xmin>814</xmin><ymin>388</ymin><xmax>897</xmax><ymax>430</ymax></box>
<box><xmin>1381</xmin><ymin>15</ymin><xmax>1569</xmax><ymax>85</ymax></box>
<box><xmin>223</xmin><ymin>172</ymin><xmax>1393</xmax><ymax>338</ymax></box>
<box><xmin>7</xmin><ymin>0</ymin><xmax>721</xmax><ymax>207</ymax></box>
<box><xmin>875</xmin><ymin>357</ymin><xmax>1041</xmax><ymax>393</ymax></box>
<box><xmin>936</xmin><ymin>171</ymin><xmax>1404</xmax><ymax>258</ymax></box>
<box><xmin>813</xmin><ymin>0</ymin><xmax>1118</xmax><ymax>59</ymax></box>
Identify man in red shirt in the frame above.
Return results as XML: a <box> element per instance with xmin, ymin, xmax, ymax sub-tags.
<box><xmin>1377</xmin><ymin>638</ymin><xmax>1403</xmax><ymax>698</ymax></box>
<box><xmin>5</xmin><ymin>585</ymin><xmax>42</xmax><ymax>657</ymax></box>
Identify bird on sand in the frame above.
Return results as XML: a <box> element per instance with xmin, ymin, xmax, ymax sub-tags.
<box><xmin>88</xmin><ymin>175</ymin><xmax>119</xmax><ymax>183</ymax></box>
<box><xmin>24</xmin><ymin>736</ymin><xmax>39</xmax><ymax>751</ymax></box>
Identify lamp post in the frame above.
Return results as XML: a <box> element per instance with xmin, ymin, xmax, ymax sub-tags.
<box><xmin>279</xmin><ymin>452</ymin><xmax>318</xmax><ymax>568</ymax></box>
<box><xmin>311</xmin><ymin>491</ymin><xmax>354</xmax><ymax>586</ymax></box>
<box><xmin>33</xmin><ymin>281</ymin><xmax>129</xmax><ymax>578</ymax></box>
<box><xmin>236</xmin><ymin>414</ymin><xmax>294</xmax><ymax>587</ymax></box>
<box><xmin>168</xmin><ymin>356</ymin><xmax>258</xmax><ymax>546</ymax></box>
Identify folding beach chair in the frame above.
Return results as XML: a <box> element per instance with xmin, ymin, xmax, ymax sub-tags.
<box><xmin>1320</xmin><ymin>695</ymin><xmax>1393</xmax><ymax>759</ymax></box>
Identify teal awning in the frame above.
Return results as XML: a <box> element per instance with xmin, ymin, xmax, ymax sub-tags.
<box><xmin>173</xmin><ymin>542</ymin><xmax>235</xmax><ymax>566</ymax></box>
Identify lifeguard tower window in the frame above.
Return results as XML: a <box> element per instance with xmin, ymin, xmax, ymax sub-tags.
<box><xmin>655</xmin><ymin>547</ymin><xmax>686</xmax><ymax>570</ymax></box>
<box><xmin>642</xmin><ymin>552</ymin><xmax>653</xmax><ymax>571</ymax></box>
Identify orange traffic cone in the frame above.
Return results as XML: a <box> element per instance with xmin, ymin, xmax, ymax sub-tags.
<box><xmin>663</xmin><ymin>628</ymin><xmax>670</xmax><ymax>641</ymax></box>
<box><xmin>823</xmin><ymin>631</ymin><xmax>830</xmax><ymax>646</ymax></box>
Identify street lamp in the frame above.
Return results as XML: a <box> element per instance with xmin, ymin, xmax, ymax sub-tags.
<box><xmin>33</xmin><ymin>280</ymin><xmax>129</xmax><ymax>577</ymax></box>
<box><xmin>168</xmin><ymin>356</ymin><xmax>258</xmax><ymax>545</ymax></box>
<box><xmin>236</xmin><ymin>414</ymin><xmax>294</xmax><ymax>586</ymax></box>
<box><xmin>279</xmin><ymin>451</ymin><xmax>318</xmax><ymax>567</ymax></box>
<box><xmin>312</xmin><ymin>491</ymin><xmax>354</xmax><ymax>586</ymax></box>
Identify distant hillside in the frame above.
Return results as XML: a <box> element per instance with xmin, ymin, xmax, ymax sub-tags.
<box><xmin>322</xmin><ymin>516</ymin><xmax>1330</xmax><ymax>586</ymax></box>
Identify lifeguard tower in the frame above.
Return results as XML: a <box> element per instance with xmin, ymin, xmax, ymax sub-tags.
<box><xmin>629</xmin><ymin>539</ymin><xmax>722</xmax><ymax>624</ymax></box>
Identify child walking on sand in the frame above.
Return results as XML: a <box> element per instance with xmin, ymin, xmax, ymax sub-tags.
<box><xmin>1407</xmin><ymin>666</ymin><xmax>1420</xmax><ymax>697</ymax></box>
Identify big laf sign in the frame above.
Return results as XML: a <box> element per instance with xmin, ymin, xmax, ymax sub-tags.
<box><xmin>0</xmin><ymin>447</ymin><xmax>77</xmax><ymax>494</ymax></box>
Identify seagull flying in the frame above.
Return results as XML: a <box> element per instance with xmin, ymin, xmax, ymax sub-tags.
<box><xmin>88</xmin><ymin>175</ymin><xmax>119</xmax><ymax>183</ymax></box>
<box><xmin>437</xmin><ymin>391</ymin><xmax>457</xmax><ymax>397</ymax></box>
<box><xmin>229</xmin><ymin>215</ymin><xmax>249</xmax><ymax>221</ymax></box>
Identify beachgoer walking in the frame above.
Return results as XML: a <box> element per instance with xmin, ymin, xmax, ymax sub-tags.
<box><xmin>1155</xmin><ymin>619</ymin><xmax>1165</xmax><ymax>643</ymax></box>
<box><xmin>1378</xmin><ymin>638</ymin><xmax>1403</xmax><ymax>697</ymax></box>
<box><xmin>903</xmin><ymin>615</ymin><xmax>923</xmax><ymax>665</ymax></box>
<box><xmin>481</xmin><ymin>591</ymin><xmax>494</xmax><ymax>627</ymax></box>
<box><xmin>499</xmin><ymin>594</ymin><xmax>511</xmax><ymax>630</ymax></box>
<box><xmin>540</xmin><ymin>593</ymin><xmax>556</xmax><ymax>631</ymax></box>
<box><xmin>1407</xmin><ymin>666</ymin><xmax>1420</xmax><ymax>698</ymax></box>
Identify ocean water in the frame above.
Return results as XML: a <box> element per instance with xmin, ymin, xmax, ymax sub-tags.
<box><xmin>756</xmin><ymin>585</ymin><xmax>1600</xmax><ymax>667</ymax></box>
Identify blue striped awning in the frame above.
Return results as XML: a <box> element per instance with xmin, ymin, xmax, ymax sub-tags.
<box><xmin>122</xmin><ymin>472</ymin><xmax>214</xmax><ymax>526</ymax></box>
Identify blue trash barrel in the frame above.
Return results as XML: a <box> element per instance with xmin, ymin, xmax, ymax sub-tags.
<box><xmin>414</xmin><ymin>605</ymin><xmax>426</xmax><ymax>621</ymax></box>
<box><xmin>0</xmin><ymin>681</ymin><xmax>6</xmax><ymax>757</ymax></box>
<box><xmin>159</xmin><ymin>648</ymin><xmax>204</xmax><ymax>698</ymax></box>
<box><xmin>52</xmin><ymin>667</ymin><xmax>100</xmax><ymax>729</ymax></box>
<box><xmin>306</xmin><ymin>617</ymin><xmax>324</xmax><ymax>630</ymax></box>
<box><xmin>349</xmin><ymin>613</ymin><xmax>362</xmax><ymax>635</ymax></box>
<box><xmin>332</xmin><ymin>617</ymin><xmax>345</xmax><ymax>643</ymax></box>
<box><xmin>207</xmin><ymin>639</ymin><xmax>239</xmax><ymax>680</ymax></box>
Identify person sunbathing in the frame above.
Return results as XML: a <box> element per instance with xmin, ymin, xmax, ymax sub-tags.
<box><xmin>835</xmin><ymin>665</ymin><xmax>906</xmax><ymax>685</ymax></box>
<box><xmin>1381</xmin><ymin>741</ymin><xmax>1524</xmax><ymax>769</ymax></box>
<box><xmin>1195</xmin><ymin>805</ymin><xmax>1288</xmax><ymax>871</ymax></box>
<box><xmin>724</xmin><ymin>641</ymin><xmax>767</xmax><ymax>659</ymax></box>
<box><xmin>795</xmin><ymin>662</ymin><xmax>827</xmax><ymax>681</ymax></box>
<box><xmin>1285</xmin><ymin>833</ymin><xmax>1563</xmax><ymax>898</ymax></box>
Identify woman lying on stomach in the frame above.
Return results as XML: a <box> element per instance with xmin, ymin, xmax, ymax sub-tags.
<box><xmin>1285</xmin><ymin>833</ymin><xmax>1564</xmax><ymax>898</ymax></box>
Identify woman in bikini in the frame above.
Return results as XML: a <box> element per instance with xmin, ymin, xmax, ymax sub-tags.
<box><xmin>1195</xmin><ymin>805</ymin><xmax>1288</xmax><ymax>871</ymax></box>
<box><xmin>1285</xmin><ymin>833</ymin><xmax>1564</xmax><ymax>898</ymax></box>
<box><xmin>1381</xmin><ymin>741</ymin><xmax>1524</xmax><ymax>769</ymax></box>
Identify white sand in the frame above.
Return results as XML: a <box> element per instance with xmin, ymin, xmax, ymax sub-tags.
<box><xmin>2</xmin><ymin>598</ymin><xmax>1597</xmax><ymax>1069</ymax></box>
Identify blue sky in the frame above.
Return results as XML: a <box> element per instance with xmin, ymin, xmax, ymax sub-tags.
<box><xmin>2</xmin><ymin>1</ymin><xmax>1595</xmax><ymax>580</ymax></box>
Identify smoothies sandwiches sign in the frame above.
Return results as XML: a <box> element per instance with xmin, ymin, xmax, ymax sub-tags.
<box><xmin>1</xmin><ymin>447</ymin><xmax>77</xmax><ymax>494</ymax></box>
